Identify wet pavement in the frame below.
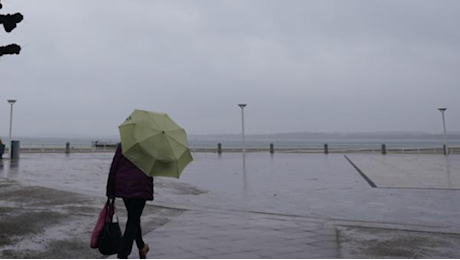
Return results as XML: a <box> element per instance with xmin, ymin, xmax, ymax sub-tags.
<box><xmin>1</xmin><ymin>152</ymin><xmax>460</xmax><ymax>258</ymax></box>
<box><xmin>156</xmin><ymin>153</ymin><xmax>460</xmax><ymax>230</ymax></box>
<box><xmin>140</xmin><ymin>210</ymin><xmax>338</xmax><ymax>259</ymax></box>
<box><xmin>345</xmin><ymin>154</ymin><xmax>460</xmax><ymax>189</ymax></box>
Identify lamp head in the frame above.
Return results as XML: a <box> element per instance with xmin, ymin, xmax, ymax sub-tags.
<box><xmin>238</xmin><ymin>104</ymin><xmax>247</xmax><ymax>109</ymax></box>
<box><xmin>438</xmin><ymin>108</ymin><xmax>447</xmax><ymax>112</ymax></box>
<box><xmin>7</xmin><ymin>99</ymin><xmax>17</xmax><ymax>105</ymax></box>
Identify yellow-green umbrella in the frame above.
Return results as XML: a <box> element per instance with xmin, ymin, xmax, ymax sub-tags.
<box><xmin>119</xmin><ymin>109</ymin><xmax>193</xmax><ymax>178</ymax></box>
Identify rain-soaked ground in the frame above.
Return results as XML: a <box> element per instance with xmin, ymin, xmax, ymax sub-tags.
<box><xmin>0</xmin><ymin>178</ymin><xmax>183</xmax><ymax>258</ymax></box>
<box><xmin>1</xmin><ymin>152</ymin><xmax>460</xmax><ymax>258</ymax></box>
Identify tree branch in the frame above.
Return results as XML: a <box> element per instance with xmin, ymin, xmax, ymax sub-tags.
<box><xmin>0</xmin><ymin>13</ymin><xmax>24</xmax><ymax>32</ymax></box>
<box><xmin>0</xmin><ymin>44</ymin><xmax>21</xmax><ymax>57</ymax></box>
<box><xmin>0</xmin><ymin>1</ymin><xmax>23</xmax><ymax>59</ymax></box>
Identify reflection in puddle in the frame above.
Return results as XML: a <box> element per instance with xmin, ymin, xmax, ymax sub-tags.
<box><xmin>242</xmin><ymin>153</ymin><xmax>247</xmax><ymax>192</ymax></box>
<box><xmin>0</xmin><ymin>159</ymin><xmax>19</xmax><ymax>179</ymax></box>
<box><xmin>445</xmin><ymin>156</ymin><xmax>452</xmax><ymax>189</ymax></box>
<box><xmin>10</xmin><ymin>159</ymin><xmax>19</xmax><ymax>169</ymax></box>
<box><xmin>0</xmin><ymin>160</ymin><xmax>4</xmax><ymax>178</ymax></box>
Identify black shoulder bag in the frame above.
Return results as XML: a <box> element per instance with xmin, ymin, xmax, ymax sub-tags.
<box><xmin>97</xmin><ymin>198</ymin><xmax>122</xmax><ymax>255</ymax></box>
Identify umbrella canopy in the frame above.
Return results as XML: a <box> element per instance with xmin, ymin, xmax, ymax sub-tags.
<box><xmin>119</xmin><ymin>109</ymin><xmax>193</xmax><ymax>178</ymax></box>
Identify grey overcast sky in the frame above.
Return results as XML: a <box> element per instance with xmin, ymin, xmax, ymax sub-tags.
<box><xmin>1</xmin><ymin>0</ymin><xmax>459</xmax><ymax>138</ymax></box>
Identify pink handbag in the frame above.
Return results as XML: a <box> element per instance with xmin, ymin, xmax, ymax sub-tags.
<box><xmin>90</xmin><ymin>199</ymin><xmax>115</xmax><ymax>248</ymax></box>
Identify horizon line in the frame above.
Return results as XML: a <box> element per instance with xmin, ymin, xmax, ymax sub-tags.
<box><xmin>10</xmin><ymin>130</ymin><xmax>460</xmax><ymax>139</ymax></box>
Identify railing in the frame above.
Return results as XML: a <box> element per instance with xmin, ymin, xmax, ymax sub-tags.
<box><xmin>6</xmin><ymin>142</ymin><xmax>117</xmax><ymax>153</ymax></box>
<box><xmin>4</xmin><ymin>142</ymin><xmax>460</xmax><ymax>155</ymax></box>
<box><xmin>192</xmin><ymin>146</ymin><xmax>460</xmax><ymax>154</ymax></box>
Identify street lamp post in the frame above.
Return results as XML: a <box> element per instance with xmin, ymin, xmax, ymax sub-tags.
<box><xmin>238</xmin><ymin>104</ymin><xmax>247</xmax><ymax>155</ymax></box>
<box><xmin>438</xmin><ymin>108</ymin><xmax>448</xmax><ymax>155</ymax></box>
<box><xmin>7</xmin><ymin>99</ymin><xmax>17</xmax><ymax>144</ymax></box>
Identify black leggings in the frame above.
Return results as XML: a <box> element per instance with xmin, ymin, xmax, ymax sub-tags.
<box><xmin>118</xmin><ymin>198</ymin><xmax>146</xmax><ymax>259</ymax></box>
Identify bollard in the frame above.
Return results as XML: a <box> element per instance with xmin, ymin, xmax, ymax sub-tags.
<box><xmin>324</xmin><ymin>144</ymin><xmax>329</xmax><ymax>154</ymax></box>
<box><xmin>270</xmin><ymin>143</ymin><xmax>274</xmax><ymax>154</ymax></box>
<box><xmin>10</xmin><ymin>140</ymin><xmax>20</xmax><ymax>159</ymax></box>
<box><xmin>217</xmin><ymin>143</ymin><xmax>222</xmax><ymax>154</ymax></box>
<box><xmin>381</xmin><ymin>144</ymin><xmax>387</xmax><ymax>155</ymax></box>
<box><xmin>65</xmin><ymin>142</ymin><xmax>70</xmax><ymax>154</ymax></box>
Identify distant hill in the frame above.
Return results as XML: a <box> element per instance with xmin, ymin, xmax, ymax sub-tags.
<box><xmin>18</xmin><ymin>131</ymin><xmax>460</xmax><ymax>142</ymax></box>
<box><xmin>190</xmin><ymin>132</ymin><xmax>460</xmax><ymax>141</ymax></box>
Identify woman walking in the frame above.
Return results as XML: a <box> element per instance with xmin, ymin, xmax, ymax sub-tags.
<box><xmin>106</xmin><ymin>144</ymin><xmax>152</xmax><ymax>259</ymax></box>
<box><xmin>107</xmin><ymin>109</ymin><xmax>193</xmax><ymax>258</ymax></box>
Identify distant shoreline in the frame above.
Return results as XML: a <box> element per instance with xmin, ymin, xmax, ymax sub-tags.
<box><xmin>5</xmin><ymin>145</ymin><xmax>460</xmax><ymax>155</ymax></box>
<box><xmin>4</xmin><ymin>133</ymin><xmax>460</xmax><ymax>152</ymax></box>
<box><xmin>11</xmin><ymin>130</ymin><xmax>460</xmax><ymax>141</ymax></box>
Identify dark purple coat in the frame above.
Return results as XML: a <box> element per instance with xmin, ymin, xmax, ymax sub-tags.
<box><xmin>106</xmin><ymin>145</ymin><xmax>154</xmax><ymax>200</ymax></box>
